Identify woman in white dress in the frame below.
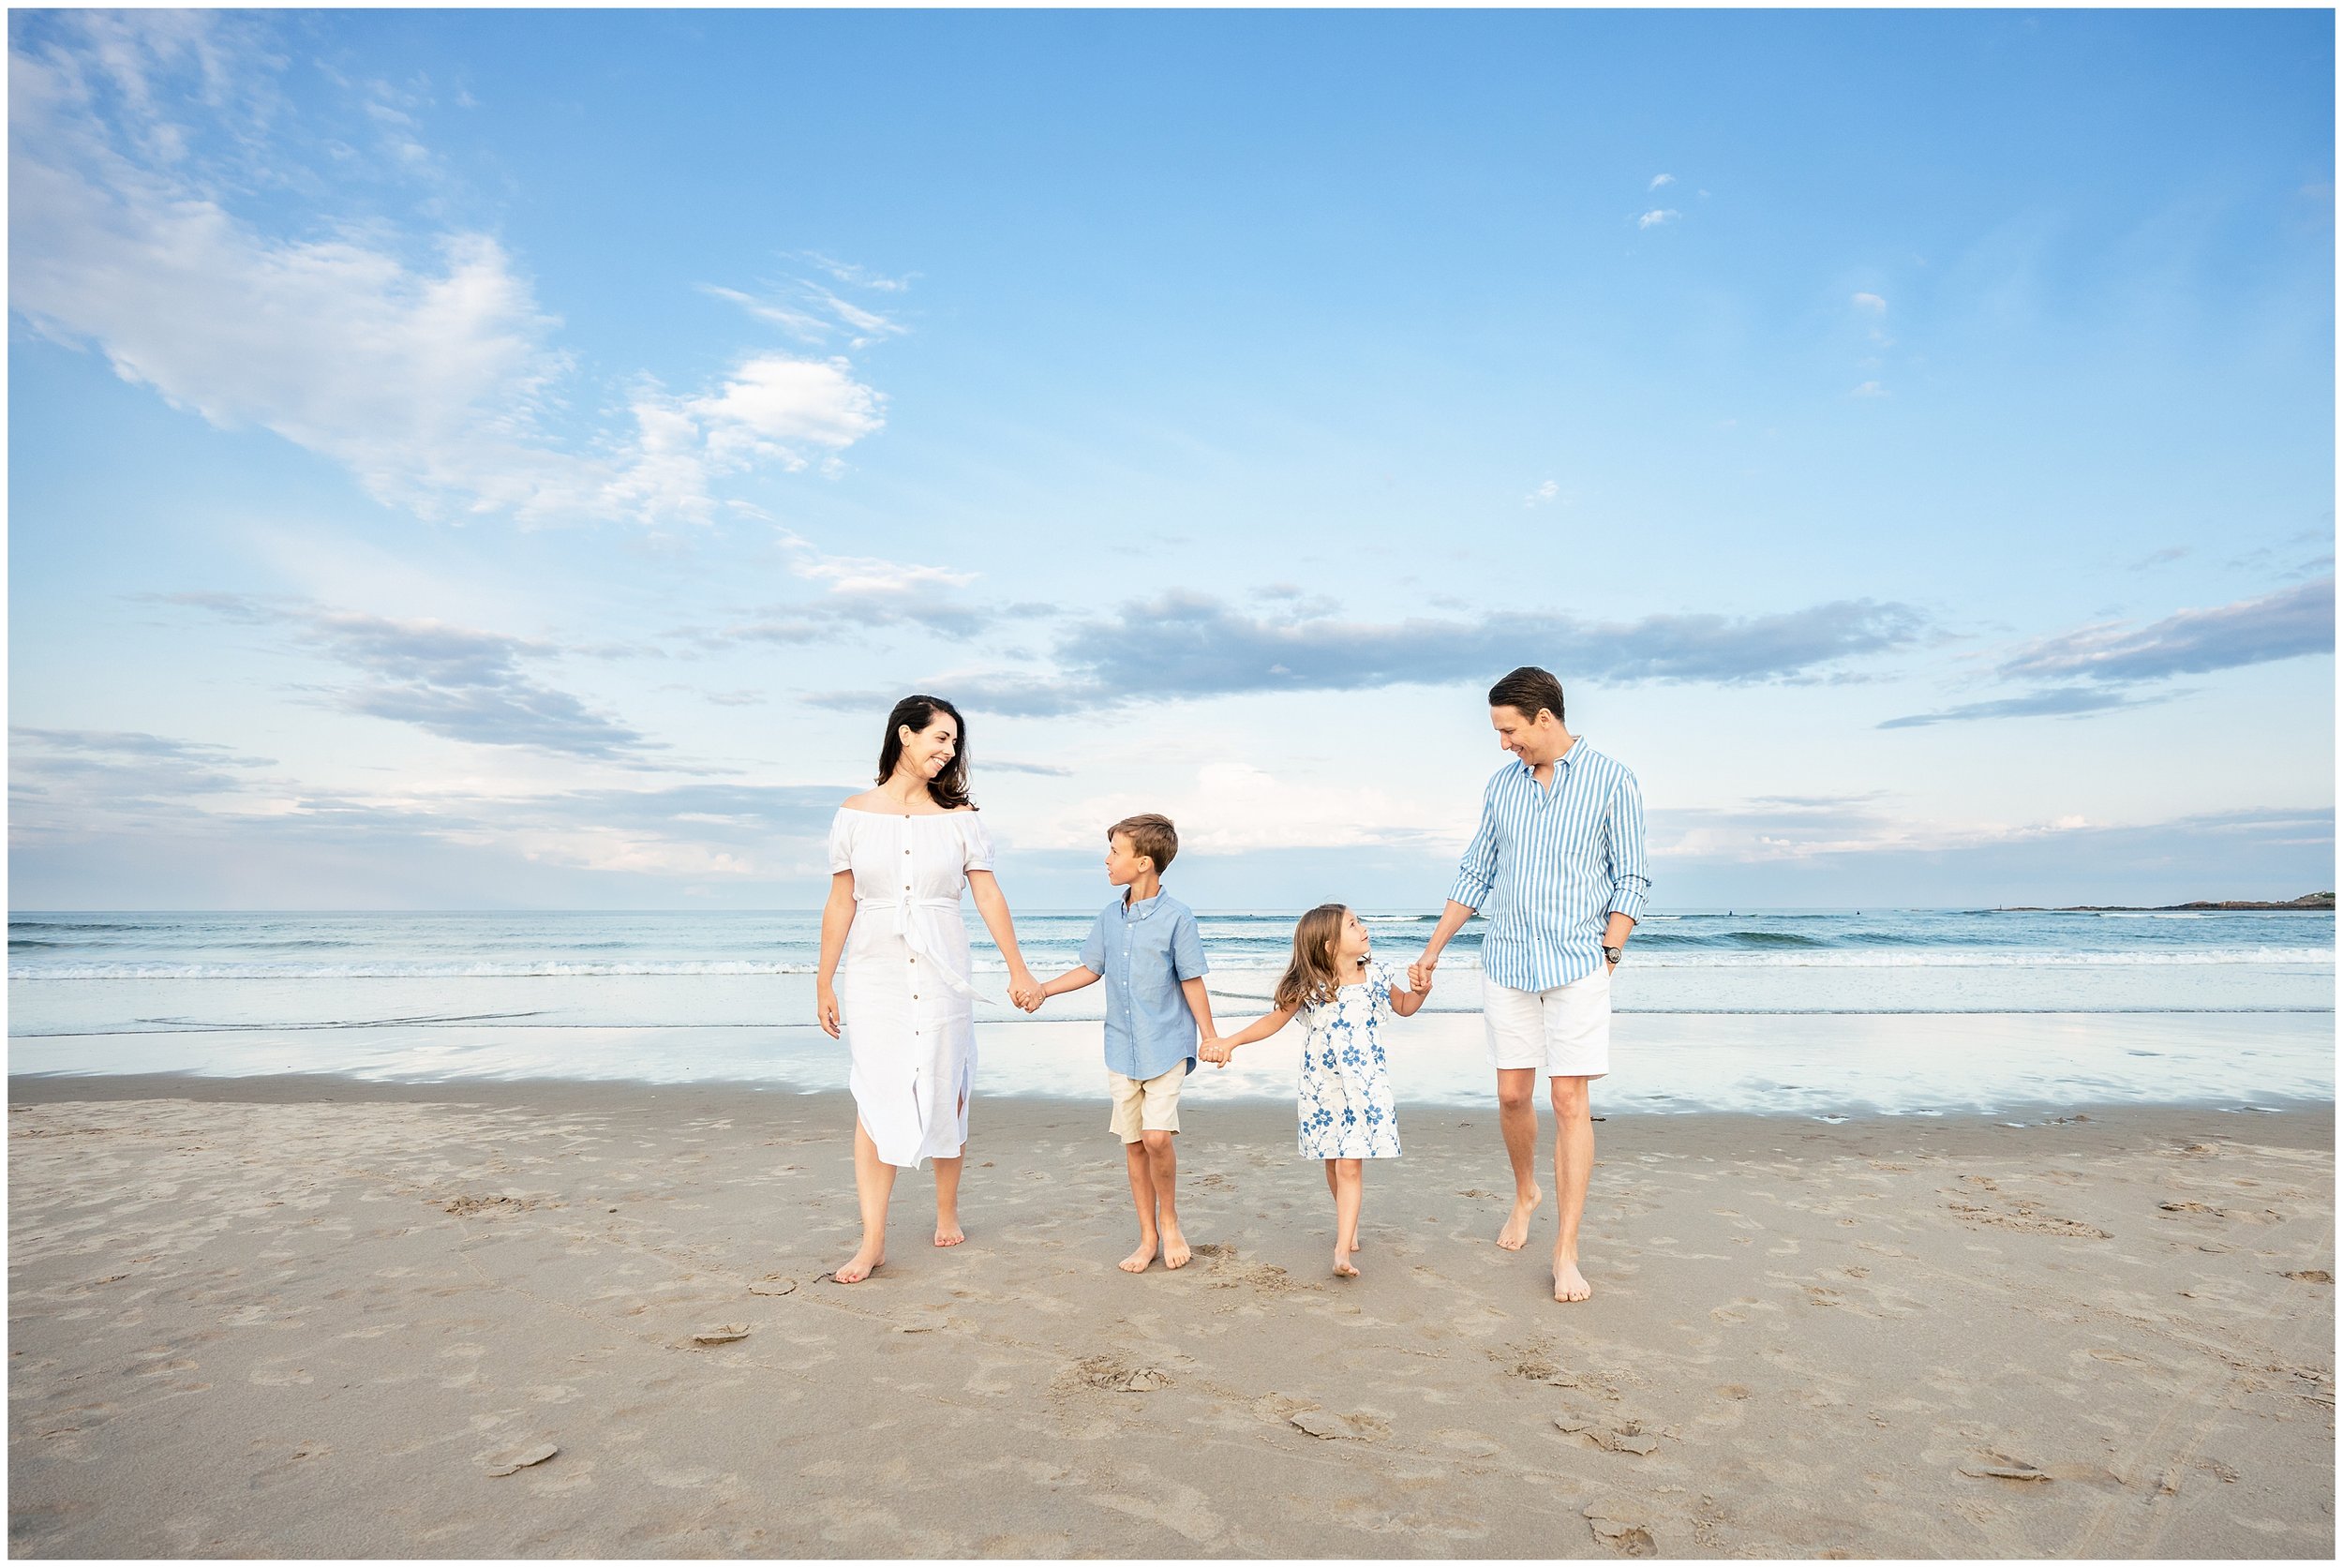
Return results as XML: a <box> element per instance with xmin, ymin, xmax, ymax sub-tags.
<box><xmin>815</xmin><ymin>694</ymin><xmax>1042</xmax><ymax>1284</ymax></box>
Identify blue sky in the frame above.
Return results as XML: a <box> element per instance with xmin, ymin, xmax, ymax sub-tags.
<box><xmin>9</xmin><ymin>7</ymin><xmax>2335</xmax><ymax>911</ymax></box>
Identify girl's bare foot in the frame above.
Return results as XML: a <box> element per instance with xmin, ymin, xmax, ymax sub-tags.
<box><xmin>1333</xmin><ymin>1251</ymin><xmax>1360</xmax><ymax>1278</ymax></box>
<box><xmin>833</xmin><ymin>1247</ymin><xmax>885</xmax><ymax>1284</ymax></box>
<box><xmin>1498</xmin><ymin>1186</ymin><xmax>1543</xmax><ymax>1250</ymax></box>
<box><xmin>1162</xmin><ymin>1225</ymin><xmax>1192</xmax><ymax>1270</ymax></box>
<box><xmin>1119</xmin><ymin>1238</ymin><xmax>1157</xmax><ymax>1274</ymax></box>
<box><xmin>933</xmin><ymin>1217</ymin><xmax>964</xmax><ymax>1247</ymax></box>
<box><xmin>1553</xmin><ymin>1252</ymin><xmax>1591</xmax><ymax>1303</ymax></box>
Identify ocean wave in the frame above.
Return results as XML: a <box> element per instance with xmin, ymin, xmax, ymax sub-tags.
<box><xmin>7</xmin><ymin>961</ymin><xmax>826</xmax><ymax>979</ymax></box>
<box><xmin>8</xmin><ymin>947</ymin><xmax>2334</xmax><ymax>980</ymax></box>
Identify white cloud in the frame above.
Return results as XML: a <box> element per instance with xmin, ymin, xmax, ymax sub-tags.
<box><xmin>1852</xmin><ymin>381</ymin><xmax>1890</xmax><ymax>398</ymax></box>
<box><xmin>778</xmin><ymin>531</ymin><xmax>975</xmax><ymax>597</ymax></box>
<box><xmin>1649</xmin><ymin>172</ymin><xmax>1676</xmax><ymax>190</ymax></box>
<box><xmin>1524</xmin><ymin>479</ymin><xmax>1561</xmax><ymax>507</ymax></box>
<box><xmin>9</xmin><ymin>13</ymin><xmax>885</xmax><ymax>528</ymax></box>
<box><xmin>1636</xmin><ymin>209</ymin><xmax>1680</xmax><ymax>230</ymax></box>
<box><xmin>1852</xmin><ymin>291</ymin><xmax>1888</xmax><ymax>313</ymax></box>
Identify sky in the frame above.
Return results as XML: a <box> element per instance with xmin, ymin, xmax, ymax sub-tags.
<box><xmin>7</xmin><ymin>7</ymin><xmax>2336</xmax><ymax>913</ymax></box>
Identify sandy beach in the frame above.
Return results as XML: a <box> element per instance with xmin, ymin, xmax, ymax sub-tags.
<box><xmin>7</xmin><ymin>1074</ymin><xmax>2333</xmax><ymax>1558</ymax></box>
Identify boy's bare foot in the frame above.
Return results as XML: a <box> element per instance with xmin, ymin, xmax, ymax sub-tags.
<box><xmin>1349</xmin><ymin>1235</ymin><xmax>1362</xmax><ymax>1252</ymax></box>
<box><xmin>1498</xmin><ymin>1186</ymin><xmax>1543</xmax><ymax>1250</ymax></box>
<box><xmin>1119</xmin><ymin>1239</ymin><xmax>1157</xmax><ymax>1274</ymax></box>
<box><xmin>1162</xmin><ymin>1226</ymin><xmax>1192</xmax><ymax>1270</ymax></box>
<box><xmin>933</xmin><ymin>1217</ymin><xmax>964</xmax><ymax>1247</ymax></box>
<box><xmin>1553</xmin><ymin>1252</ymin><xmax>1591</xmax><ymax>1303</ymax></box>
<box><xmin>833</xmin><ymin>1247</ymin><xmax>885</xmax><ymax>1284</ymax></box>
<box><xmin>1333</xmin><ymin>1251</ymin><xmax>1360</xmax><ymax>1278</ymax></box>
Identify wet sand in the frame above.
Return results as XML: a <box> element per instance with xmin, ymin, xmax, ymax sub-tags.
<box><xmin>8</xmin><ymin>1074</ymin><xmax>2335</xmax><ymax>1558</ymax></box>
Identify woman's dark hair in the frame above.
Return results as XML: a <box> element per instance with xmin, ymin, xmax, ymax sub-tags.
<box><xmin>1487</xmin><ymin>665</ymin><xmax>1565</xmax><ymax>726</ymax></box>
<box><xmin>876</xmin><ymin>694</ymin><xmax>973</xmax><ymax>809</ymax></box>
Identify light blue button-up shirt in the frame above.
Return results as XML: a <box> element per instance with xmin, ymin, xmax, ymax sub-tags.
<box><xmin>1447</xmin><ymin>739</ymin><xmax>1649</xmax><ymax>993</ymax></box>
<box><xmin>1079</xmin><ymin>890</ymin><xmax>1208</xmax><ymax>1081</ymax></box>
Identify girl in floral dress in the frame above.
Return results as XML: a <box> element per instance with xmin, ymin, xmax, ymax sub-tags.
<box><xmin>1201</xmin><ymin>904</ymin><xmax>1429</xmax><ymax>1277</ymax></box>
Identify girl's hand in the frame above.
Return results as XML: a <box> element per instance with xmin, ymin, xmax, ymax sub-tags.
<box><xmin>816</xmin><ymin>983</ymin><xmax>843</xmax><ymax>1038</ymax></box>
<box><xmin>1200</xmin><ymin>1038</ymin><xmax>1233</xmax><ymax>1066</ymax></box>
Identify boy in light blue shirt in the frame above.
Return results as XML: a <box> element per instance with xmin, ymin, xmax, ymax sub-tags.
<box><xmin>1029</xmin><ymin>813</ymin><xmax>1216</xmax><ymax>1273</ymax></box>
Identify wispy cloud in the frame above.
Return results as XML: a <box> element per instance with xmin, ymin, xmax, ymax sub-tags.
<box><xmin>1636</xmin><ymin>208</ymin><xmax>1679</xmax><ymax>230</ymax></box>
<box><xmin>1852</xmin><ymin>381</ymin><xmax>1889</xmax><ymax>398</ymax></box>
<box><xmin>1524</xmin><ymin>479</ymin><xmax>1561</xmax><ymax>507</ymax></box>
<box><xmin>10</xmin><ymin>12</ymin><xmax>885</xmax><ymax>527</ymax></box>
<box><xmin>174</xmin><ymin>594</ymin><xmax>656</xmax><ymax>759</ymax></box>
<box><xmin>1851</xmin><ymin>291</ymin><xmax>1887</xmax><ymax>314</ymax></box>
<box><xmin>814</xmin><ymin>591</ymin><xmax>1929</xmax><ymax>715</ymax></box>
<box><xmin>1876</xmin><ymin>686</ymin><xmax>2158</xmax><ymax>730</ymax></box>
<box><xmin>1648</xmin><ymin>172</ymin><xmax>1676</xmax><ymax>190</ymax></box>
<box><xmin>1879</xmin><ymin>578</ymin><xmax>2333</xmax><ymax>729</ymax></box>
<box><xmin>701</xmin><ymin>261</ymin><xmax>912</xmax><ymax>351</ymax></box>
<box><xmin>1995</xmin><ymin>577</ymin><xmax>2334</xmax><ymax>684</ymax></box>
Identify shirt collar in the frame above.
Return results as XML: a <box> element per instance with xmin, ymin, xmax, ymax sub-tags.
<box><xmin>1120</xmin><ymin>890</ymin><xmax>1164</xmax><ymax>920</ymax></box>
<box><xmin>1515</xmin><ymin>738</ymin><xmax>1581</xmax><ymax>779</ymax></box>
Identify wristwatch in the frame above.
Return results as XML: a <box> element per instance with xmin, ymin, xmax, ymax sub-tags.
<box><xmin>1603</xmin><ymin>945</ymin><xmax>1624</xmax><ymax>966</ymax></box>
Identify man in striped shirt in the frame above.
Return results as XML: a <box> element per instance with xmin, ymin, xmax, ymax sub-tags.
<box><xmin>1410</xmin><ymin>665</ymin><xmax>1648</xmax><ymax>1304</ymax></box>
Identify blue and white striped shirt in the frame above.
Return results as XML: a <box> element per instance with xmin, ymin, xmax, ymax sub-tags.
<box><xmin>1447</xmin><ymin>740</ymin><xmax>1649</xmax><ymax>993</ymax></box>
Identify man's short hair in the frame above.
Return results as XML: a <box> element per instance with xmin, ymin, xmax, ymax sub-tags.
<box><xmin>1109</xmin><ymin>813</ymin><xmax>1179</xmax><ymax>873</ymax></box>
<box><xmin>1487</xmin><ymin>665</ymin><xmax>1565</xmax><ymax>726</ymax></box>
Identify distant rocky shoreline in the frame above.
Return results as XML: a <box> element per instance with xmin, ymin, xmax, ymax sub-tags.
<box><xmin>2000</xmin><ymin>891</ymin><xmax>2336</xmax><ymax>913</ymax></box>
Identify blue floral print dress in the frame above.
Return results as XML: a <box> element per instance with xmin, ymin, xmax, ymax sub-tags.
<box><xmin>1295</xmin><ymin>962</ymin><xmax>1406</xmax><ymax>1159</ymax></box>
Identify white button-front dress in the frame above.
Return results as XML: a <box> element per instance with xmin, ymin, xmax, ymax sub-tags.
<box><xmin>828</xmin><ymin>807</ymin><xmax>994</xmax><ymax>1169</ymax></box>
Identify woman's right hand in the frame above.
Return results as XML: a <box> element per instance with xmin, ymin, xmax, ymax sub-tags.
<box><xmin>816</xmin><ymin>983</ymin><xmax>843</xmax><ymax>1038</ymax></box>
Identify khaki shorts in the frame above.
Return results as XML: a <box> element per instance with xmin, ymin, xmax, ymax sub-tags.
<box><xmin>1108</xmin><ymin>1064</ymin><xmax>1187</xmax><ymax>1142</ymax></box>
<box><xmin>1484</xmin><ymin>967</ymin><xmax>1612</xmax><ymax>1078</ymax></box>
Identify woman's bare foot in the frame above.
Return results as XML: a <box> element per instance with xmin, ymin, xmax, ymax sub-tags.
<box><xmin>1333</xmin><ymin>1250</ymin><xmax>1360</xmax><ymax>1278</ymax></box>
<box><xmin>833</xmin><ymin>1247</ymin><xmax>885</xmax><ymax>1284</ymax></box>
<box><xmin>1119</xmin><ymin>1238</ymin><xmax>1157</xmax><ymax>1274</ymax></box>
<box><xmin>1498</xmin><ymin>1186</ymin><xmax>1543</xmax><ymax>1250</ymax></box>
<box><xmin>1162</xmin><ymin>1225</ymin><xmax>1192</xmax><ymax>1270</ymax></box>
<box><xmin>933</xmin><ymin>1216</ymin><xmax>965</xmax><ymax>1247</ymax></box>
<box><xmin>1553</xmin><ymin>1252</ymin><xmax>1591</xmax><ymax>1303</ymax></box>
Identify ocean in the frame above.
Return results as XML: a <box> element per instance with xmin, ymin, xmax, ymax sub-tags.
<box><xmin>8</xmin><ymin>908</ymin><xmax>2333</xmax><ymax>1116</ymax></box>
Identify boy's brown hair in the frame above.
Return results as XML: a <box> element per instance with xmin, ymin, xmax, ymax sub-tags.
<box><xmin>1109</xmin><ymin>813</ymin><xmax>1178</xmax><ymax>874</ymax></box>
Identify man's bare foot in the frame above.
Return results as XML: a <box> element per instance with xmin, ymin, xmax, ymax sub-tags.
<box><xmin>1333</xmin><ymin>1251</ymin><xmax>1360</xmax><ymax>1278</ymax></box>
<box><xmin>1119</xmin><ymin>1239</ymin><xmax>1157</xmax><ymax>1274</ymax></box>
<box><xmin>1553</xmin><ymin>1254</ymin><xmax>1591</xmax><ymax>1303</ymax></box>
<box><xmin>1498</xmin><ymin>1187</ymin><xmax>1543</xmax><ymax>1250</ymax></box>
<box><xmin>933</xmin><ymin>1217</ymin><xmax>964</xmax><ymax>1247</ymax></box>
<box><xmin>1162</xmin><ymin>1227</ymin><xmax>1192</xmax><ymax>1270</ymax></box>
<box><xmin>833</xmin><ymin>1247</ymin><xmax>885</xmax><ymax>1284</ymax></box>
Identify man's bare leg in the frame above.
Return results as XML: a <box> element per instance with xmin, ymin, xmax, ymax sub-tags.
<box><xmin>1495</xmin><ymin>1067</ymin><xmax>1544</xmax><ymax>1249</ymax></box>
<box><xmin>834</xmin><ymin>1118</ymin><xmax>894</xmax><ymax>1283</ymax></box>
<box><xmin>1119</xmin><ymin>1140</ymin><xmax>1158</xmax><ymax>1272</ymax></box>
<box><xmin>1143</xmin><ymin>1129</ymin><xmax>1189</xmax><ymax>1268</ymax></box>
<box><xmin>1550</xmin><ymin>1075</ymin><xmax>1596</xmax><ymax>1302</ymax></box>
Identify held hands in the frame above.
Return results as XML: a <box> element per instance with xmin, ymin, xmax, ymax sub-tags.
<box><xmin>1008</xmin><ymin>972</ymin><xmax>1045</xmax><ymax>1012</ymax></box>
<box><xmin>1407</xmin><ymin>948</ymin><xmax>1440</xmax><ymax>993</ymax></box>
<box><xmin>1199</xmin><ymin>1036</ymin><xmax>1235</xmax><ymax>1067</ymax></box>
<box><xmin>815</xmin><ymin>983</ymin><xmax>843</xmax><ymax>1038</ymax></box>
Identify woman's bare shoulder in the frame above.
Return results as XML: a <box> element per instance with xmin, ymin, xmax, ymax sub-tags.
<box><xmin>839</xmin><ymin>788</ymin><xmax>888</xmax><ymax>812</ymax></box>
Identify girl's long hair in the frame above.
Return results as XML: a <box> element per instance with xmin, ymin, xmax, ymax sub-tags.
<box><xmin>876</xmin><ymin>694</ymin><xmax>974</xmax><ymax>810</ymax></box>
<box><xmin>1273</xmin><ymin>903</ymin><xmax>1351</xmax><ymax>1012</ymax></box>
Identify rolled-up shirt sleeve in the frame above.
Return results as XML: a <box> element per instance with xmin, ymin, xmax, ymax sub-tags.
<box><xmin>1445</xmin><ymin>787</ymin><xmax>1500</xmax><ymax>909</ymax></box>
<box><xmin>1605</xmin><ymin>772</ymin><xmax>1650</xmax><ymax>922</ymax></box>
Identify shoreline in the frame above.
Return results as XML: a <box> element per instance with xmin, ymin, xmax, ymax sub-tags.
<box><xmin>8</xmin><ymin>1068</ymin><xmax>2338</xmax><ymax>1128</ymax></box>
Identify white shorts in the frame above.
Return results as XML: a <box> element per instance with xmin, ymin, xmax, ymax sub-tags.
<box><xmin>1484</xmin><ymin>968</ymin><xmax>1611</xmax><ymax>1078</ymax></box>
